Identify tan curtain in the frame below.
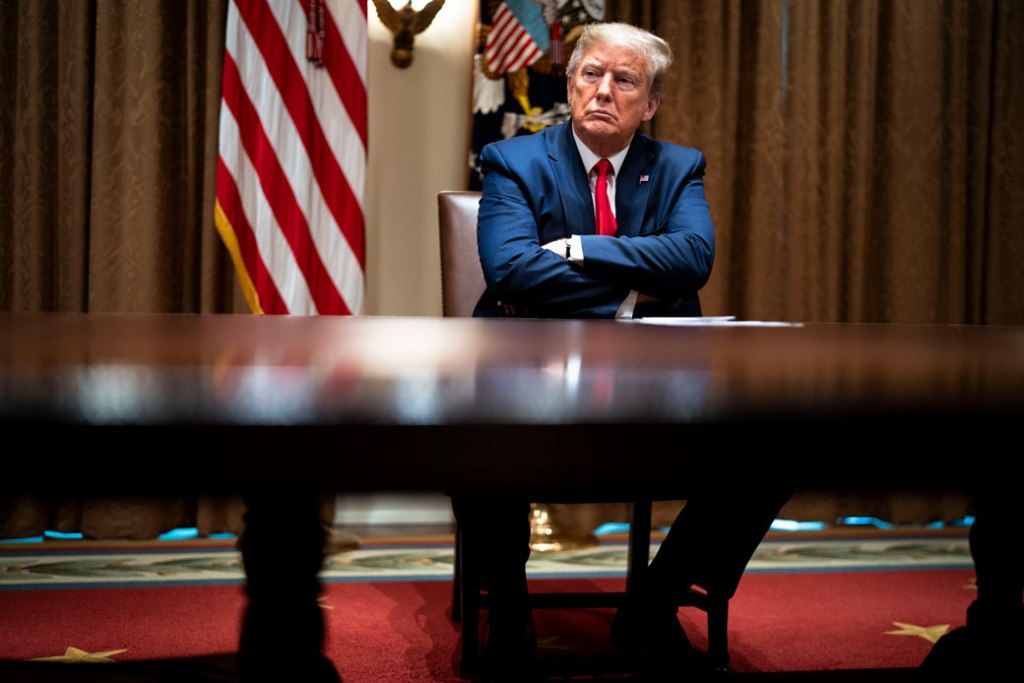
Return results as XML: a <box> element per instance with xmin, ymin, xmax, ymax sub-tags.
<box><xmin>0</xmin><ymin>0</ymin><xmax>233</xmax><ymax>313</ymax></box>
<box><xmin>0</xmin><ymin>0</ymin><xmax>242</xmax><ymax>539</ymax></box>
<box><xmin>612</xmin><ymin>0</ymin><xmax>1024</xmax><ymax>326</ymax></box>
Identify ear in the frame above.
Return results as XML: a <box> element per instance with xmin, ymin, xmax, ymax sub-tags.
<box><xmin>642</xmin><ymin>95</ymin><xmax>660</xmax><ymax>122</ymax></box>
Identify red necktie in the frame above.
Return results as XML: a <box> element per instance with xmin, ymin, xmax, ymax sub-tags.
<box><xmin>594</xmin><ymin>159</ymin><xmax>617</xmax><ymax>236</ymax></box>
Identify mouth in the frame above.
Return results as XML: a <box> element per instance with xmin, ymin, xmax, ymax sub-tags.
<box><xmin>588</xmin><ymin>109</ymin><xmax>615</xmax><ymax>122</ymax></box>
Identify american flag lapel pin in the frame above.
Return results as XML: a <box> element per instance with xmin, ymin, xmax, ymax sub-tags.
<box><xmin>639</xmin><ymin>174</ymin><xmax>650</xmax><ymax>183</ymax></box>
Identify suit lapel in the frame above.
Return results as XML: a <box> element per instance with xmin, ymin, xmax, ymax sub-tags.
<box><xmin>550</xmin><ymin>123</ymin><xmax>597</xmax><ymax>234</ymax></box>
<box><xmin>616</xmin><ymin>136</ymin><xmax>655</xmax><ymax>237</ymax></box>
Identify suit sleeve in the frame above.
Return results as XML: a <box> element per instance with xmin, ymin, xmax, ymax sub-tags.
<box><xmin>477</xmin><ymin>142</ymin><xmax>631</xmax><ymax>318</ymax></box>
<box><xmin>578</xmin><ymin>151</ymin><xmax>715</xmax><ymax>301</ymax></box>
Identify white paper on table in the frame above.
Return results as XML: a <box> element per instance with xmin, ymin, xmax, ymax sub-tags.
<box><xmin>621</xmin><ymin>316</ymin><xmax>803</xmax><ymax>327</ymax></box>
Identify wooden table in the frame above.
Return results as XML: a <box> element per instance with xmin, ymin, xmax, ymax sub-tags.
<box><xmin>2</xmin><ymin>313</ymin><xmax>1022</xmax><ymax>679</ymax></box>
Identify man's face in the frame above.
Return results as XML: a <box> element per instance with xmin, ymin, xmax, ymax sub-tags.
<box><xmin>568</xmin><ymin>43</ymin><xmax>660</xmax><ymax>157</ymax></box>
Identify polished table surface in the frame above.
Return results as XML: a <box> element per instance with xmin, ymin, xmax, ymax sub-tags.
<box><xmin>2</xmin><ymin>312</ymin><xmax>1022</xmax><ymax>495</ymax></box>
<box><xmin>3</xmin><ymin>312</ymin><xmax>1022</xmax><ymax>680</ymax></box>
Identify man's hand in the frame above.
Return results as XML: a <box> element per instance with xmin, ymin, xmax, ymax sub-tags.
<box><xmin>497</xmin><ymin>301</ymin><xmax>525</xmax><ymax>316</ymax></box>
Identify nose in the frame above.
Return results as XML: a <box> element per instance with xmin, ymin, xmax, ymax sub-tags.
<box><xmin>596</xmin><ymin>72</ymin><xmax>614</xmax><ymax>100</ymax></box>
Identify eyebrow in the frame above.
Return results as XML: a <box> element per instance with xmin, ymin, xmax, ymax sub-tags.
<box><xmin>581</xmin><ymin>60</ymin><xmax>643</xmax><ymax>80</ymax></box>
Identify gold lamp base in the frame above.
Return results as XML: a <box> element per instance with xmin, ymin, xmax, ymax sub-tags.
<box><xmin>528</xmin><ymin>503</ymin><xmax>598</xmax><ymax>553</ymax></box>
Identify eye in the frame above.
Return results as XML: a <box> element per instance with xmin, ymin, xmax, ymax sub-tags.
<box><xmin>616</xmin><ymin>74</ymin><xmax>638</xmax><ymax>91</ymax></box>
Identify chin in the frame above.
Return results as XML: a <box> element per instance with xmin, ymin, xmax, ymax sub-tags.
<box><xmin>582</xmin><ymin>121</ymin><xmax>617</xmax><ymax>137</ymax></box>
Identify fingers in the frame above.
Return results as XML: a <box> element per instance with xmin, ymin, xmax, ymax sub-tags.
<box><xmin>498</xmin><ymin>302</ymin><xmax>525</xmax><ymax>316</ymax></box>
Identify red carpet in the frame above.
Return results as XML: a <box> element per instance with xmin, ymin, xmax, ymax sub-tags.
<box><xmin>0</xmin><ymin>569</ymin><xmax>975</xmax><ymax>681</ymax></box>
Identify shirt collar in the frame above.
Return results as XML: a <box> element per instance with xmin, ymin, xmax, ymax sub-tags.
<box><xmin>571</xmin><ymin>127</ymin><xmax>631</xmax><ymax>177</ymax></box>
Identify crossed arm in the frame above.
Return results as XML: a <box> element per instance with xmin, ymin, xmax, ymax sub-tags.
<box><xmin>476</xmin><ymin>143</ymin><xmax>715</xmax><ymax>318</ymax></box>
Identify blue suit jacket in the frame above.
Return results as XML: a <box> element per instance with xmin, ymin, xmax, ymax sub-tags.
<box><xmin>473</xmin><ymin>121</ymin><xmax>715</xmax><ymax>318</ymax></box>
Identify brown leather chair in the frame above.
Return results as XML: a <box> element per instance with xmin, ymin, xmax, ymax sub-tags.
<box><xmin>438</xmin><ymin>191</ymin><xmax>488</xmax><ymax>317</ymax></box>
<box><xmin>436</xmin><ymin>190</ymin><xmax>729</xmax><ymax>677</ymax></box>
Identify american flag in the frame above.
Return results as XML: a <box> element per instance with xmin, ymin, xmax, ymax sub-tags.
<box><xmin>484</xmin><ymin>0</ymin><xmax>547</xmax><ymax>75</ymax></box>
<box><xmin>215</xmin><ymin>0</ymin><xmax>366</xmax><ymax>315</ymax></box>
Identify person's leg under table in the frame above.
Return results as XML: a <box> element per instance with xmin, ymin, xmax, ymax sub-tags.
<box><xmin>920</xmin><ymin>487</ymin><xmax>1023</xmax><ymax>678</ymax></box>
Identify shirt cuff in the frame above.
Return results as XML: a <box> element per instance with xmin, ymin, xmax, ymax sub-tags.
<box><xmin>615</xmin><ymin>290</ymin><xmax>639</xmax><ymax>319</ymax></box>
<box><xmin>566</xmin><ymin>235</ymin><xmax>584</xmax><ymax>264</ymax></box>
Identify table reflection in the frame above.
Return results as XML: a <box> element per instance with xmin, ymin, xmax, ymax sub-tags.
<box><xmin>2</xmin><ymin>315</ymin><xmax>1024</xmax><ymax>428</ymax></box>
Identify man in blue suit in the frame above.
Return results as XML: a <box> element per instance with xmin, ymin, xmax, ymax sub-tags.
<box><xmin>473</xmin><ymin>26</ymin><xmax>713</xmax><ymax>320</ymax></box>
<box><xmin>456</xmin><ymin>22</ymin><xmax>790</xmax><ymax>681</ymax></box>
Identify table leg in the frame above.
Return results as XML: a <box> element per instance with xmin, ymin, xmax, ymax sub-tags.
<box><xmin>239</xmin><ymin>490</ymin><xmax>341</xmax><ymax>682</ymax></box>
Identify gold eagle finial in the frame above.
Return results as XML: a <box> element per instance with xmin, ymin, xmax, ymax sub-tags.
<box><xmin>372</xmin><ymin>0</ymin><xmax>446</xmax><ymax>68</ymax></box>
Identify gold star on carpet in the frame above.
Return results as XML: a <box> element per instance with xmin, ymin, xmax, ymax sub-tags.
<box><xmin>537</xmin><ymin>635</ymin><xmax>570</xmax><ymax>652</ymax></box>
<box><xmin>30</xmin><ymin>646</ymin><xmax>128</xmax><ymax>663</ymax></box>
<box><xmin>884</xmin><ymin>621</ymin><xmax>950</xmax><ymax>644</ymax></box>
<box><xmin>318</xmin><ymin>596</ymin><xmax>334</xmax><ymax>610</ymax></box>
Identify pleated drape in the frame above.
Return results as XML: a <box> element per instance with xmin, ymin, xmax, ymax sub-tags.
<box><xmin>0</xmin><ymin>0</ymin><xmax>241</xmax><ymax>539</ymax></box>
<box><xmin>612</xmin><ymin>0</ymin><xmax>1023</xmax><ymax>325</ymax></box>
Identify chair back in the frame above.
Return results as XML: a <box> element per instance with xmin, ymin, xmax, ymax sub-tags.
<box><xmin>437</xmin><ymin>191</ymin><xmax>485</xmax><ymax>317</ymax></box>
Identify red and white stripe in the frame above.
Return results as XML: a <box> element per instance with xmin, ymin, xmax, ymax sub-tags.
<box><xmin>485</xmin><ymin>2</ymin><xmax>543</xmax><ymax>74</ymax></box>
<box><xmin>215</xmin><ymin>0</ymin><xmax>367</xmax><ymax>315</ymax></box>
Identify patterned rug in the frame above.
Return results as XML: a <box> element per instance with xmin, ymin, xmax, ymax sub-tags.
<box><xmin>0</xmin><ymin>526</ymin><xmax>973</xmax><ymax>588</ymax></box>
<box><xmin>0</xmin><ymin>526</ymin><xmax>976</xmax><ymax>681</ymax></box>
